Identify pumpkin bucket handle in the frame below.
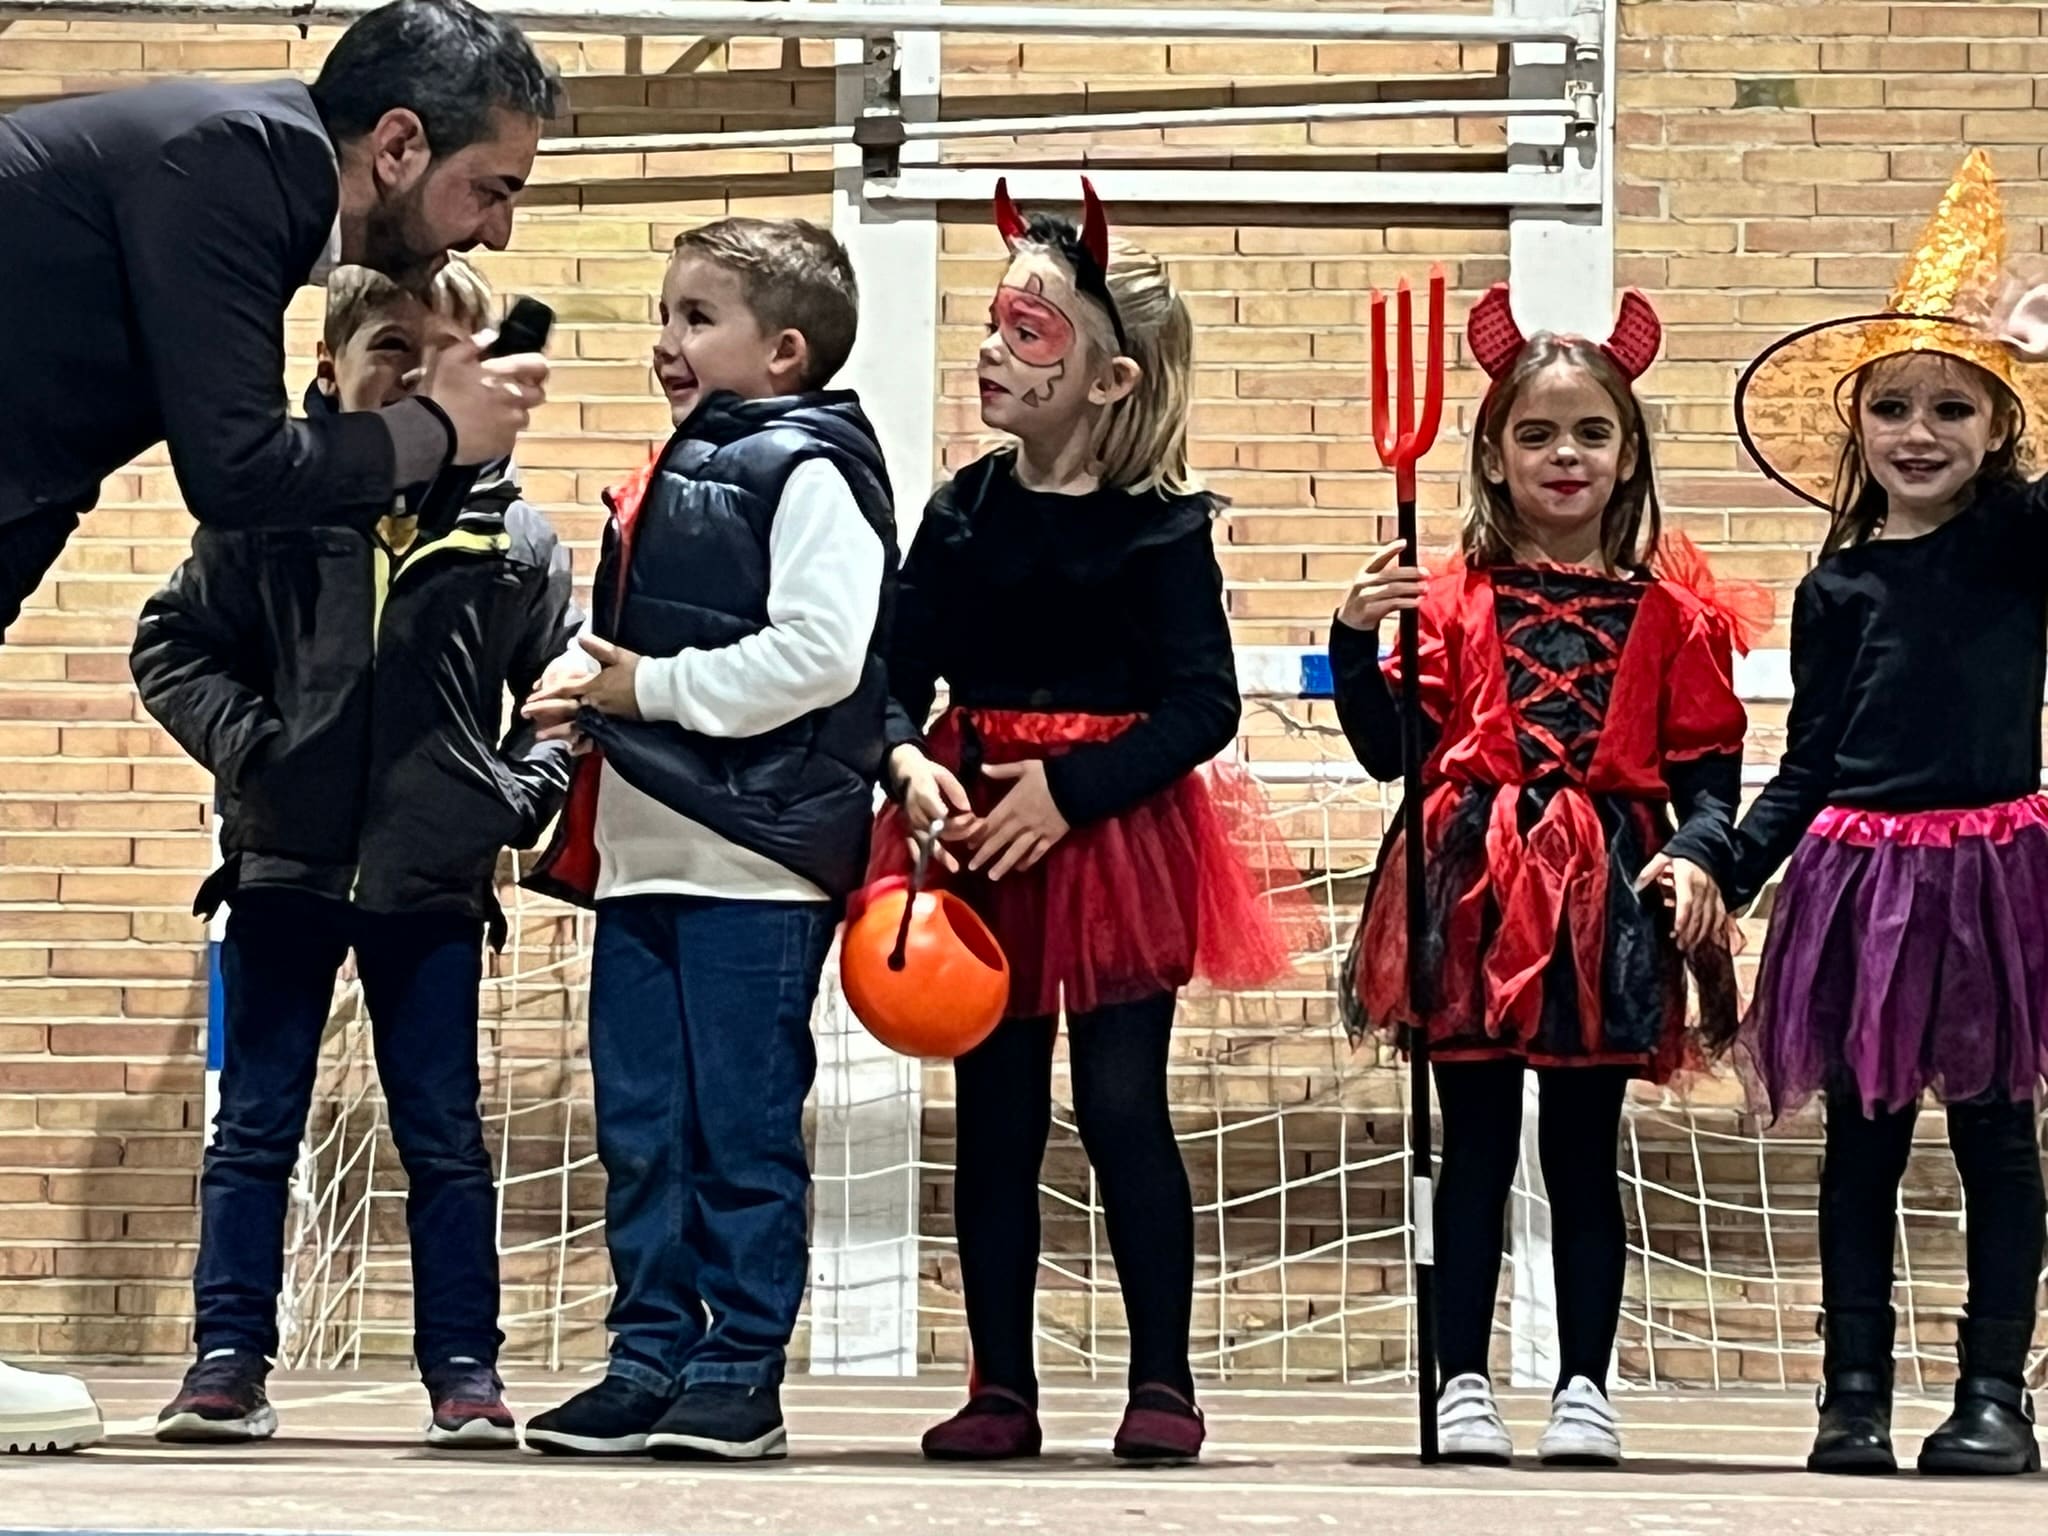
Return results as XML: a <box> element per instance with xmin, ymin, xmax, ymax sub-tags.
<box><xmin>889</xmin><ymin>816</ymin><xmax>945</xmax><ymax>972</ymax></box>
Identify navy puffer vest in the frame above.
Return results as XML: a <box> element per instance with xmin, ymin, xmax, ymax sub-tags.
<box><xmin>578</xmin><ymin>391</ymin><xmax>897</xmax><ymax>899</ymax></box>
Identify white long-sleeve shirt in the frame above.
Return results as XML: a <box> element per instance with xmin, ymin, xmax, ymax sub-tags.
<box><xmin>566</xmin><ymin>458</ymin><xmax>886</xmax><ymax>902</ymax></box>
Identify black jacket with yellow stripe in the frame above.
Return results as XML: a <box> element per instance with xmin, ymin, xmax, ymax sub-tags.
<box><xmin>131</xmin><ymin>454</ymin><xmax>581</xmax><ymax>938</ymax></box>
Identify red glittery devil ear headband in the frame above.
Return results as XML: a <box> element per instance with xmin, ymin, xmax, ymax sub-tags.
<box><xmin>992</xmin><ymin>176</ymin><xmax>1126</xmax><ymax>350</ymax></box>
<box><xmin>1466</xmin><ymin>282</ymin><xmax>1662</xmax><ymax>383</ymax></box>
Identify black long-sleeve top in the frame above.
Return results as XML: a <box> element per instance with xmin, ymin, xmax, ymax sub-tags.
<box><xmin>1729</xmin><ymin>479</ymin><xmax>2048</xmax><ymax>906</ymax></box>
<box><xmin>883</xmin><ymin>450</ymin><xmax>1241</xmax><ymax>828</ymax></box>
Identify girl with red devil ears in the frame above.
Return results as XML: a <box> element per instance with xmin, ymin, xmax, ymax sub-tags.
<box><xmin>1331</xmin><ymin>284</ymin><xmax>1760</xmax><ymax>1468</ymax></box>
<box><xmin>871</xmin><ymin>179</ymin><xmax>1313</xmax><ymax>1465</ymax></box>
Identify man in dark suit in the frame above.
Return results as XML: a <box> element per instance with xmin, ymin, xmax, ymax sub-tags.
<box><xmin>0</xmin><ymin>0</ymin><xmax>562</xmax><ymax>636</ymax></box>
<box><xmin>0</xmin><ymin>0</ymin><xmax>559</xmax><ymax>1457</ymax></box>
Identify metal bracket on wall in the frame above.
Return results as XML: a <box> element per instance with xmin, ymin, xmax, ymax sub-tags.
<box><xmin>850</xmin><ymin>35</ymin><xmax>906</xmax><ymax>181</ymax></box>
<box><xmin>1568</xmin><ymin>45</ymin><xmax>1602</xmax><ymax>138</ymax></box>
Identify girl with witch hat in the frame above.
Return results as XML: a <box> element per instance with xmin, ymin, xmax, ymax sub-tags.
<box><xmin>1729</xmin><ymin>148</ymin><xmax>2048</xmax><ymax>1477</ymax></box>
<box><xmin>873</xmin><ymin>180</ymin><xmax>1311</xmax><ymax>1464</ymax></box>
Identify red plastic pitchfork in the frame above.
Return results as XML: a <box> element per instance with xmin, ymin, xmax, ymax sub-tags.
<box><xmin>1370</xmin><ymin>264</ymin><xmax>1446</xmax><ymax>1464</ymax></box>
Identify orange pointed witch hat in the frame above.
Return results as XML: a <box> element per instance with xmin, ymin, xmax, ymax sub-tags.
<box><xmin>1735</xmin><ymin>149</ymin><xmax>2048</xmax><ymax>509</ymax></box>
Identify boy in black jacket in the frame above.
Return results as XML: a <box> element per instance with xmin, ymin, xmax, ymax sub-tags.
<box><xmin>131</xmin><ymin>259</ymin><xmax>579</xmax><ymax>1448</ymax></box>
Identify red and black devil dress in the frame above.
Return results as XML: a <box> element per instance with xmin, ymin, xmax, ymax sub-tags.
<box><xmin>1334</xmin><ymin>543</ymin><xmax>1754</xmax><ymax>1079</ymax></box>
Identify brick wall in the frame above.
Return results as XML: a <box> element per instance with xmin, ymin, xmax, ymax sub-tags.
<box><xmin>0</xmin><ymin>2</ymin><xmax>2027</xmax><ymax>1377</ymax></box>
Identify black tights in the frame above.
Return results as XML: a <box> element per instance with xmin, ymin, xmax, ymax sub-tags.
<box><xmin>1434</xmin><ymin>1060</ymin><xmax>1632</xmax><ymax>1392</ymax></box>
<box><xmin>951</xmin><ymin>993</ymin><xmax>1195</xmax><ymax>1402</ymax></box>
<box><xmin>1820</xmin><ymin>1094</ymin><xmax>2043</xmax><ymax>1344</ymax></box>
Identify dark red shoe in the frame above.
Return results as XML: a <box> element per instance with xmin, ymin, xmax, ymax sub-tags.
<box><xmin>1113</xmin><ymin>1383</ymin><xmax>1204</xmax><ymax>1464</ymax></box>
<box><xmin>155</xmin><ymin>1350</ymin><xmax>275</xmax><ymax>1443</ymax></box>
<box><xmin>921</xmin><ymin>1386</ymin><xmax>1043</xmax><ymax>1461</ymax></box>
<box><xmin>424</xmin><ymin>1359</ymin><xmax>517</xmax><ymax>1449</ymax></box>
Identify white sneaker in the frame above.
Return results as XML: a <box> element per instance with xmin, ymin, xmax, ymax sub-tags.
<box><xmin>1537</xmin><ymin>1375</ymin><xmax>1621</xmax><ymax>1466</ymax></box>
<box><xmin>0</xmin><ymin>1360</ymin><xmax>104</xmax><ymax>1454</ymax></box>
<box><xmin>1437</xmin><ymin>1372</ymin><xmax>1514</xmax><ymax>1464</ymax></box>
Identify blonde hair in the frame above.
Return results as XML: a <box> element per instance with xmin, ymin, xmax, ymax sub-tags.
<box><xmin>1092</xmin><ymin>243</ymin><xmax>1199</xmax><ymax>496</ymax></box>
<box><xmin>323</xmin><ymin>255</ymin><xmax>497</xmax><ymax>352</ymax></box>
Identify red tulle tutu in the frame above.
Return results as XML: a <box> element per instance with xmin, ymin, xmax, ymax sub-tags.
<box><xmin>869</xmin><ymin>708</ymin><xmax>1316</xmax><ymax>1018</ymax></box>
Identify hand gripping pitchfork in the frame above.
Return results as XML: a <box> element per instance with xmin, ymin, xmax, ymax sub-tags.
<box><xmin>1371</xmin><ymin>265</ymin><xmax>1446</xmax><ymax>1464</ymax></box>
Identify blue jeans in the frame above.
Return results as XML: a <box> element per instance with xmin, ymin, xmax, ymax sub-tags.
<box><xmin>194</xmin><ymin>889</ymin><xmax>501</xmax><ymax>1372</ymax></box>
<box><xmin>589</xmin><ymin>895</ymin><xmax>835</xmax><ymax>1394</ymax></box>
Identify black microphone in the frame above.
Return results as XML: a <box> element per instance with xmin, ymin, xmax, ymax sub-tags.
<box><xmin>413</xmin><ymin>295</ymin><xmax>555</xmax><ymax>536</ymax></box>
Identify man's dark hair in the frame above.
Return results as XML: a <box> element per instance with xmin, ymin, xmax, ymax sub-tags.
<box><xmin>312</xmin><ymin>0</ymin><xmax>562</xmax><ymax>155</ymax></box>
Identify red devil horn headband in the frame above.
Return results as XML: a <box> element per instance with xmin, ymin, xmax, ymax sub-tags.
<box><xmin>1078</xmin><ymin>177</ymin><xmax>1110</xmax><ymax>271</ymax></box>
<box><xmin>992</xmin><ymin>176</ymin><xmax>1128</xmax><ymax>349</ymax></box>
<box><xmin>1466</xmin><ymin>282</ymin><xmax>1662</xmax><ymax>382</ymax></box>
<box><xmin>992</xmin><ymin>176</ymin><xmax>1112</xmax><ymax>272</ymax></box>
<box><xmin>993</xmin><ymin>176</ymin><xmax>1026</xmax><ymax>248</ymax></box>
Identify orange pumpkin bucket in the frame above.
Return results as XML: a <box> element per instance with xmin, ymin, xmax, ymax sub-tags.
<box><xmin>841</xmin><ymin>824</ymin><xmax>1009</xmax><ymax>1059</ymax></box>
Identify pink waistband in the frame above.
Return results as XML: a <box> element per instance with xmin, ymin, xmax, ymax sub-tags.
<box><xmin>1810</xmin><ymin>796</ymin><xmax>2048</xmax><ymax>849</ymax></box>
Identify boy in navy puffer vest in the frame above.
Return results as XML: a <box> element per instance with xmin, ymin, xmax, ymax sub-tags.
<box><xmin>522</xmin><ymin>219</ymin><xmax>896</xmax><ymax>1461</ymax></box>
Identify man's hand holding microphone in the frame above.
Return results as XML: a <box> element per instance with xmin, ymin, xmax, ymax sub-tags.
<box><xmin>410</xmin><ymin>297</ymin><xmax>555</xmax><ymax>534</ymax></box>
<box><xmin>412</xmin><ymin>295</ymin><xmax>556</xmax><ymax>468</ymax></box>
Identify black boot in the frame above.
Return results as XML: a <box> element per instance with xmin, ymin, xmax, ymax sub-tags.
<box><xmin>1808</xmin><ymin>1309</ymin><xmax>1897</xmax><ymax>1475</ymax></box>
<box><xmin>1918</xmin><ymin>1319</ymin><xmax>2041</xmax><ymax>1477</ymax></box>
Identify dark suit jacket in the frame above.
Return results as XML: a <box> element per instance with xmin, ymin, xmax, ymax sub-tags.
<box><xmin>0</xmin><ymin>77</ymin><xmax>429</xmax><ymax>628</ymax></box>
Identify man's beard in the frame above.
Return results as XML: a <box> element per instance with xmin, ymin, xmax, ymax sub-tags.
<box><xmin>359</xmin><ymin>182</ymin><xmax>446</xmax><ymax>295</ymax></box>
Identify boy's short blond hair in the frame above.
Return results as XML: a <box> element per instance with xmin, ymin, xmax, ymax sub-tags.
<box><xmin>323</xmin><ymin>256</ymin><xmax>496</xmax><ymax>352</ymax></box>
<box><xmin>670</xmin><ymin>219</ymin><xmax>858</xmax><ymax>391</ymax></box>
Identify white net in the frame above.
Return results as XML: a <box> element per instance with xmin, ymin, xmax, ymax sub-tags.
<box><xmin>275</xmin><ymin>678</ymin><xmax>2017</xmax><ymax>1394</ymax></box>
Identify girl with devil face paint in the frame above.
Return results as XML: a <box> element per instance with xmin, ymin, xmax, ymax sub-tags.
<box><xmin>1332</xmin><ymin>285</ymin><xmax>1757</xmax><ymax>1466</ymax></box>
<box><xmin>874</xmin><ymin>181</ymin><xmax>1312</xmax><ymax>1465</ymax></box>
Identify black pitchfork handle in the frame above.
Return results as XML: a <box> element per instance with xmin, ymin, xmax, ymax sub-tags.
<box><xmin>1397</xmin><ymin>497</ymin><xmax>1439</xmax><ymax>1465</ymax></box>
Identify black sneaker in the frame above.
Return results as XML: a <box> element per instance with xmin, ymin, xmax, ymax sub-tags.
<box><xmin>523</xmin><ymin>1375</ymin><xmax>671</xmax><ymax>1456</ymax></box>
<box><xmin>424</xmin><ymin>1357</ymin><xmax>517</xmax><ymax>1449</ymax></box>
<box><xmin>647</xmin><ymin>1383</ymin><xmax>786</xmax><ymax>1461</ymax></box>
<box><xmin>155</xmin><ymin>1349</ymin><xmax>276</xmax><ymax>1443</ymax></box>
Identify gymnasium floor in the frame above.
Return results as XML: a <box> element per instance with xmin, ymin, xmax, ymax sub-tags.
<box><xmin>5</xmin><ymin>1367</ymin><xmax>2042</xmax><ymax>1535</ymax></box>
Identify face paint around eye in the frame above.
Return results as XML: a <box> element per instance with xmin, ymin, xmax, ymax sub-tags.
<box><xmin>993</xmin><ymin>284</ymin><xmax>1077</xmax><ymax>369</ymax></box>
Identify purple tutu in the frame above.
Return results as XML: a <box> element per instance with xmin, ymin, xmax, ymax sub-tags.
<box><xmin>1741</xmin><ymin>797</ymin><xmax>2048</xmax><ymax>1119</ymax></box>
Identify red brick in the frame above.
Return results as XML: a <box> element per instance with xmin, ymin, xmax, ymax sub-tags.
<box><xmin>1815</xmin><ymin>111</ymin><xmax>1963</xmax><ymax>144</ymax></box>
<box><xmin>46</xmin><ymin>1022</ymin><xmax>198</xmax><ymax>1056</ymax></box>
<box><xmin>46</xmin><ymin>1171</ymin><xmax>195</xmax><ymax>1207</ymax></box>
<box><xmin>0</xmin><ymin>1061</ymin><xmax>128</xmax><ymax>1094</ymax></box>
<box><xmin>1741</xmin><ymin>219</ymin><xmax>1898</xmax><ymax>255</ymax></box>
<box><xmin>1890</xmin><ymin>6</ymin><xmax>2040</xmax><ymax>37</ymax></box>
<box><xmin>1822</xmin><ymin>39</ymin><xmax>1970</xmax><ymax>70</ymax></box>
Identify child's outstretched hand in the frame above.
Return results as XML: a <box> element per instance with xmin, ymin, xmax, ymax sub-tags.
<box><xmin>522</xmin><ymin>635</ymin><xmax>644</xmax><ymax>740</ymax></box>
<box><xmin>1336</xmin><ymin>541</ymin><xmax>1429</xmax><ymax>632</ymax></box>
<box><xmin>1634</xmin><ymin>852</ymin><xmax>1726</xmax><ymax>952</ymax></box>
<box><xmin>969</xmin><ymin>760</ymin><xmax>1070</xmax><ymax>880</ymax></box>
